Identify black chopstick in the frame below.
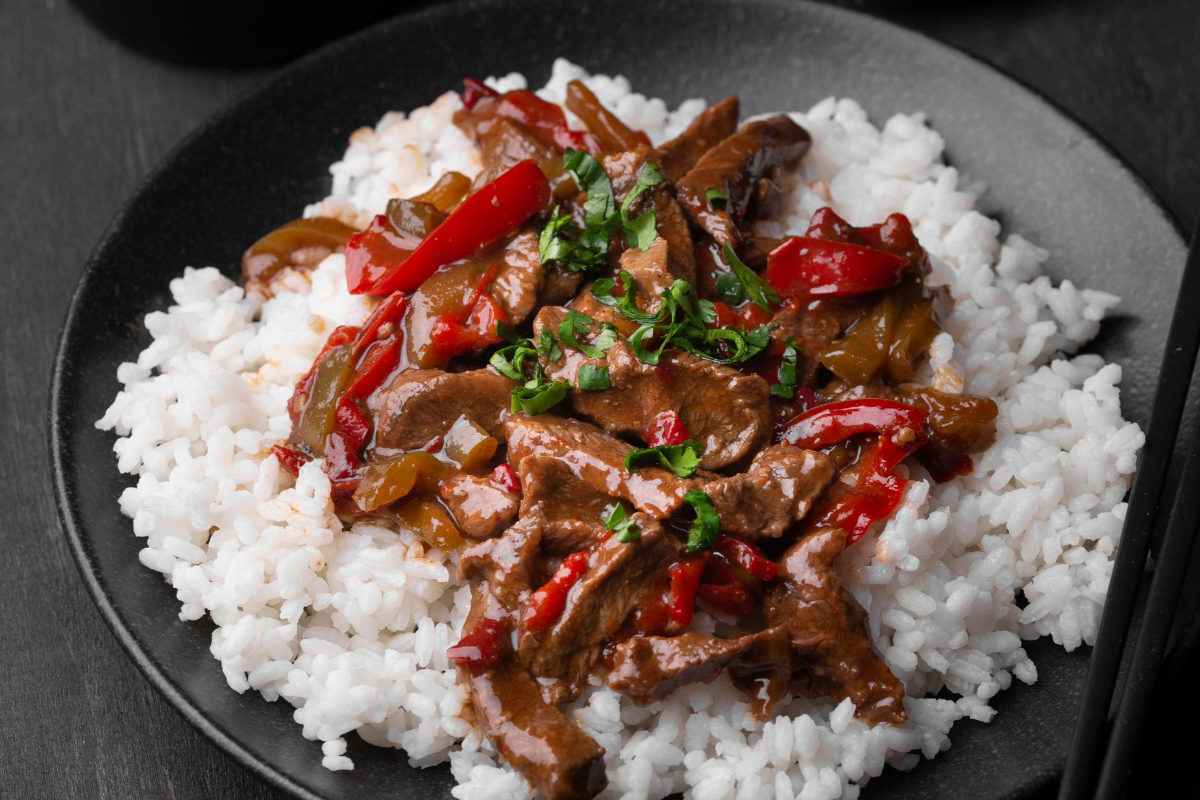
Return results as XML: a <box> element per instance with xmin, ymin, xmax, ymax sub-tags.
<box><xmin>1094</xmin><ymin>399</ymin><xmax>1200</xmax><ymax>799</ymax></box>
<box><xmin>1057</xmin><ymin>213</ymin><xmax>1200</xmax><ymax>800</ymax></box>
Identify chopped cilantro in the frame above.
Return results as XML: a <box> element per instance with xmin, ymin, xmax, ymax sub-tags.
<box><xmin>683</xmin><ymin>489</ymin><xmax>721</xmax><ymax>552</ymax></box>
<box><xmin>624</xmin><ymin>440</ymin><xmax>704</xmax><ymax>477</ymax></box>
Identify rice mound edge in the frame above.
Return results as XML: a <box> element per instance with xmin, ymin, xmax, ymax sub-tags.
<box><xmin>95</xmin><ymin>57</ymin><xmax>1141</xmax><ymax>800</ymax></box>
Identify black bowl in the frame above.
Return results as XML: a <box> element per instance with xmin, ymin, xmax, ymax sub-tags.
<box><xmin>49</xmin><ymin>1</ymin><xmax>1189</xmax><ymax>799</ymax></box>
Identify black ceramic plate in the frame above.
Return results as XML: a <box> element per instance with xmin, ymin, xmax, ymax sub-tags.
<box><xmin>49</xmin><ymin>1</ymin><xmax>1189</xmax><ymax>799</ymax></box>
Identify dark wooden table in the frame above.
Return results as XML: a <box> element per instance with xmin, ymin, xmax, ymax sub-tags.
<box><xmin>3</xmin><ymin>0</ymin><xmax>1195</xmax><ymax>797</ymax></box>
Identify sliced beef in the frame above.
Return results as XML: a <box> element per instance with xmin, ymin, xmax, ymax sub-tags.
<box><xmin>468</xmin><ymin>116</ymin><xmax>560</xmax><ymax>190</ymax></box>
<box><xmin>676</xmin><ymin>116</ymin><xmax>811</xmax><ymax>247</ymax></box>
<box><xmin>531</xmin><ymin>306</ymin><xmax>610</xmax><ymax>385</ymax></box>
<box><xmin>704</xmin><ymin>445</ymin><xmax>836</xmax><ymax>538</ymax></box>
<box><xmin>487</xmin><ymin>230</ymin><xmax>543</xmax><ymax>325</ymax></box>
<box><xmin>656</xmin><ymin>96</ymin><xmax>740</xmax><ymax>183</ymax></box>
<box><xmin>765</xmin><ymin>527</ymin><xmax>908</xmax><ymax>727</ymax></box>
<box><xmin>371</xmin><ymin>367</ymin><xmax>514</xmax><ymax>450</ymax></box>
<box><xmin>519</xmin><ymin>514</ymin><xmax>684</xmax><ymax>703</ymax></box>
<box><xmin>541</xmin><ymin>264</ymin><xmax>585</xmax><ymax>307</ymax></box>
<box><xmin>565</xmin><ymin>240</ymin><xmax>678</xmax><ymax>333</ymax></box>
<box><xmin>516</xmin><ymin>458</ymin><xmax>615</xmax><ymax>554</ymax></box>
<box><xmin>567</xmin><ymin>338</ymin><xmax>773</xmax><ymax>470</ymax></box>
<box><xmin>456</xmin><ymin>515</ymin><xmax>608</xmax><ymax>800</ymax></box>
<box><xmin>600</xmin><ymin>147</ymin><xmax>696</xmax><ymax>286</ymax></box>
<box><xmin>606</xmin><ymin>626</ymin><xmax>791</xmax><ymax>718</ymax></box>
<box><xmin>506</xmin><ymin>413</ymin><xmax>703</xmax><ymax>519</ymax></box>
<box><xmin>438</xmin><ymin>472</ymin><xmax>519</xmax><ymax>539</ymax></box>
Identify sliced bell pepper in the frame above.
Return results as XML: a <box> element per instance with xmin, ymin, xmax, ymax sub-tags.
<box><xmin>666</xmin><ymin>555</ymin><xmax>708</xmax><ymax>633</ymax></box>
<box><xmin>521</xmin><ymin>551</ymin><xmax>592</xmax><ymax>636</ymax></box>
<box><xmin>447</xmin><ymin>616</ymin><xmax>505</xmax><ymax>671</ymax></box>
<box><xmin>464</xmin><ymin>79</ymin><xmax>599</xmax><ymax>154</ymax></box>
<box><xmin>353</xmin><ymin>452</ymin><xmax>445</xmax><ymax>512</ymax></box>
<box><xmin>779</xmin><ymin>398</ymin><xmax>928</xmax><ymax>450</ymax></box>
<box><xmin>764</xmin><ymin>236</ymin><xmax>910</xmax><ymax>299</ymax></box>
<box><xmin>564</xmin><ymin>79</ymin><xmax>650</xmax><ymax>152</ymax></box>
<box><xmin>352</xmin><ymin>292</ymin><xmax>407</xmax><ymax>359</ymax></box>
<box><xmin>695</xmin><ymin>582</ymin><xmax>755</xmax><ymax>617</ymax></box>
<box><xmin>490</xmin><ymin>463</ymin><xmax>521</xmax><ymax>493</ymax></box>
<box><xmin>271</xmin><ymin>444</ymin><xmax>312</xmax><ymax>477</ymax></box>
<box><xmin>346</xmin><ymin>159</ymin><xmax>551</xmax><ymax>296</ymax></box>
<box><xmin>292</xmin><ymin>345</ymin><xmax>355</xmax><ymax>457</ymax></box>
<box><xmin>781</xmin><ymin>399</ymin><xmax>930</xmax><ymax>543</ymax></box>
<box><xmin>713</xmin><ymin>535</ymin><xmax>779</xmax><ymax>582</ymax></box>
<box><xmin>644</xmin><ymin>410</ymin><xmax>691</xmax><ymax>447</ymax></box>
<box><xmin>334</xmin><ymin>399</ymin><xmax>371</xmax><ymax>448</ymax></box>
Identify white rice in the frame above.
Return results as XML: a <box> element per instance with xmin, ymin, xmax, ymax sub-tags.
<box><xmin>97</xmin><ymin>58</ymin><xmax>1141</xmax><ymax>799</ymax></box>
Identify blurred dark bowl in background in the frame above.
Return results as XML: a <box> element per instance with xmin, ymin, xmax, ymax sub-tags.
<box><xmin>68</xmin><ymin>0</ymin><xmax>427</xmax><ymax>67</ymax></box>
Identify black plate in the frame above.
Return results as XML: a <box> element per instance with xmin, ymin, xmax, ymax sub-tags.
<box><xmin>49</xmin><ymin>1</ymin><xmax>1189</xmax><ymax>798</ymax></box>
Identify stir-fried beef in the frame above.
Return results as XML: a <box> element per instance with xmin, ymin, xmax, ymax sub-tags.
<box><xmin>704</xmin><ymin>445</ymin><xmax>836</xmax><ymax>538</ymax></box>
<box><xmin>457</xmin><ymin>516</ymin><xmax>608</xmax><ymax>800</ymax></box>
<box><xmin>258</xmin><ymin>79</ymin><xmax>1013</xmax><ymax>800</ymax></box>
<box><xmin>562</xmin><ymin>336</ymin><xmax>774</xmax><ymax>470</ymax></box>
<box><xmin>516</xmin><ymin>459</ymin><xmax>614</xmax><ymax>554</ymax></box>
<box><xmin>438</xmin><ymin>471</ymin><xmax>519</xmax><ymax>539</ymax></box>
<box><xmin>519</xmin><ymin>514</ymin><xmax>683</xmax><ymax>704</ymax></box>
<box><xmin>371</xmin><ymin>367</ymin><xmax>515</xmax><ymax>450</ymax></box>
<box><xmin>607</xmin><ymin>626</ymin><xmax>790</xmax><ymax>717</ymax></box>
<box><xmin>487</xmin><ymin>230</ymin><xmax>543</xmax><ymax>325</ymax></box>
<box><xmin>676</xmin><ymin>115</ymin><xmax>812</xmax><ymax>247</ymax></box>
<box><xmin>601</xmin><ymin>147</ymin><xmax>696</xmax><ymax>285</ymax></box>
<box><xmin>506</xmin><ymin>413</ymin><xmax>701</xmax><ymax>518</ymax></box>
<box><xmin>656</xmin><ymin>95</ymin><xmax>740</xmax><ymax>183</ymax></box>
<box><xmin>765</xmin><ymin>528</ymin><xmax>908</xmax><ymax>726</ymax></box>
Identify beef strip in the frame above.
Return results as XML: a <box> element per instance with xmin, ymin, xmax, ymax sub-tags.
<box><xmin>551</xmin><ymin>332</ymin><xmax>774</xmax><ymax>471</ymax></box>
<box><xmin>703</xmin><ymin>445</ymin><xmax>836</xmax><ymax>538</ymax></box>
<box><xmin>486</xmin><ymin>230</ymin><xmax>543</xmax><ymax>325</ymax></box>
<box><xmin>457</xmin><ymin>515</ymin><xmax>608</xmax><ymax>800</ymax></box>
<box><xmin>656</xmin><ymin>95</ymin><xmax>740</xmax><ymax>183</ymax></box>
<box><xmin>519</xmin><ymin>514</ymin><xmax>684</xmax><ymax>704</ymax></box>
<box><xmin>606</xmin><ymin>626</ymin><xmax>791</xmax><ymax>718</ymax></box>
<box><xmin>676</xmin><ymin>116</ymin><xmax>812</xmax><ymax>247</ymax></box>
<box><xmin>566</xmin><ymin>240</ymin><xmax>678</xmax><ymax>334</ymax></box>
<box><xmin>506</xmin><ymin>413</ymin><xmax>702</xmax><ymax>518</ymax></box>
<box><xmin>765</xmin><ymin>527</ymin><xmax>908</xmax><ymax>727</ymax></box>
<box><xmin>371</xmin><ymin>367</ymin><xmax>515</xmax><ymax>450</ymax></box>
<box><xmin>601</xmin><ymin>147</ymin><xmax>696</xmax><ymax>285</ymax></box>
<box><xmin>467</xmin><ymin>116</ymin><xmax>561</xmax><ymax>190</ymax></box>
<box><xmin>516</xmin><ymin>457</ymin><xmax>615</xmax><ymax>554</ymax></box>
<box><xmin>540</xmin><ymin>265</ymin><xmax>585</xmax><ymax>307</ymax></box>
<box><xmin>438</xmin><ymin>471</ymin><xmax>519</xmax><ymax>539</ymax></box>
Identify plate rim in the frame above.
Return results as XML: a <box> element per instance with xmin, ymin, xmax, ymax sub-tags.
<box><xmin>46</xmin><ymin>1</ymin><xmax>1190</xmax><ymax>798</ymax></box>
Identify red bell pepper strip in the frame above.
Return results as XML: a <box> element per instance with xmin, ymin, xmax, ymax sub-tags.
<box><xmin>645</xmin><ymin>411</ymin><xmax>691</xmax><ymax>447</ymax></box>
<box><xmin>447</xmin><ymin>616</ymin><xmax>505</xmax><ymax>671</ymax></box>
<box><xmin>461</xmin><ymin>77</ymin><xmax>499</xmax><ymax>110</ymax></box>
<box><xmin>428</xmin><ymin>290</ymin><xmax>507</xmax><ymax>360</ymax></box>
<box><xmin>343</xmin><ymin>337</ymin><xmax>402</xmax><ymax>400</ymax></box>
<box><xmin>782</xmin><ymin>399</ymin><xmax>930</xmax><ymax>543</ymax></box>
<box><xmin>271</xmin><ymin>444</ymin><xmax>312</xmax><ymax>477</ymax></box>
<box><xmin>334</xmin><ymin>400</ymin><xmax>371</xmax><ymax>449</ymax></box>
<box><xmin>347</xmin><ymin>160</ymin><xmax>551</xmax><ymax>296</ymax></box>
<box><xmin>764</xmin><ymin>236</ymin><xmax>910</xmax><ymax>299</ymax></box>
<box><xmin>352</xmin><ymin>292</ymin><xmax>406</xmax><ymax>359</ymax></box>
<box><xmin>323</xmin><ymin>431</ymin><xmax>361</xmax><ymax>483</ymax></box>
<box><xmin>463</xmin><ymin>79</ymin><xmax>599</xmax><ymax>153</ymax></box>
<box><xmin>779</xmin><ymin>399</ymin><xmax>928</xmax><ymax>450</ymax></box>
<box><xmin>666</xmin><ymin>555</ymin><xmax>707</xmax><ymax>632</ymax></box>
<box><xmin>695</xmin><ymin>582</ymin><xmax>755</xmax><ymax>617</ymax></box>
<box><xmin>490</xmin><ymin>463</ymin><xmax>521</xmax><ymax>493</ymax></box>
<box><xmin>713</xmin><ymin>535</ymin><xmax>779</xmax><ymax>582</ymax></box>
<box><xmin>521</xmin><ymin>551</ymin><xmax>591</xmax><ymax>636</ymax></box>
<box><xmin>794</xmin><ymin>386</ymin><xmax>818</xmax><ymax>416</ymax></box>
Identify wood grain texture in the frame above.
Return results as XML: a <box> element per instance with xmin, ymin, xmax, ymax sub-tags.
<box><xmin>1</xmin><ymin>0</ymin><xmax>1195</xmax><ymax>798</ymax></box>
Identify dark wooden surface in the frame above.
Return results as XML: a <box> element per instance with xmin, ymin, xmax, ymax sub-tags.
<box><xmin>2</xmin><ymin>0</ymin><xmax>1196</xmax><ymax>797</ymax></box>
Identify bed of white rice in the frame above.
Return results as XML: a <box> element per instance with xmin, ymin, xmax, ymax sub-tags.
<box><xmin>96</xmin><ymin>59</ymin><xmax>1141</xmax><ymax>799</ymax></box>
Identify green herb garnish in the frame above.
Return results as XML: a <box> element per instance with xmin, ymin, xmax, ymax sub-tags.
<box><xmin>624</xmin><ymin>440</ymin><xmax>704</xmax><ymax>477</ymax></box>
<box><xmin>510</xmin><ymin>379</ymin><xmax>569</xmax><ymax>415</ymax></box>
<box><xmin>706</xmin><ymin>188</ymin><xmax>734</xmax><ymax>209</ymax></box>
<box><xmin>603</xmin><ymin>502</ymin><xmax>641</xmax><ymax>543</ymax></box>
<box><xmin>558</xmin><ymin>310</ymin><xmax>617</xmax><ymax>358</ymax></box>
<box><xmin>576</xmin><ymin>364</ymin><xmax>612</xmax><ymax>391</ymax></box>
<box><xmin>538</xmin><ymin>152</ymin><xmax>667</xmax><ymax>273</ymax></box>
<box><xmin>592</xmin><ymin>272</ymin><xmax>774</xmax><ymax>365</ymax></box>
<box><xmin>770</xmin><ymin>341</ymin><xmax>801</xmax><ymax>399</ymax></box>
<box><xmin>723</xmin><ymin>242</ymin><xmax>781</xmax><ymax>313</ymax></box>
<box><xmin>683</xmin><ymin>489</ymin><xmax>721</xmax><ymax>552</ymax></box>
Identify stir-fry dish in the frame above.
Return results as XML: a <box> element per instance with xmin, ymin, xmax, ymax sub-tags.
<box><xmin>250</xmin><ymin>80</ymin><xmax>1000</xmax><ymax>799</ymax></box>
